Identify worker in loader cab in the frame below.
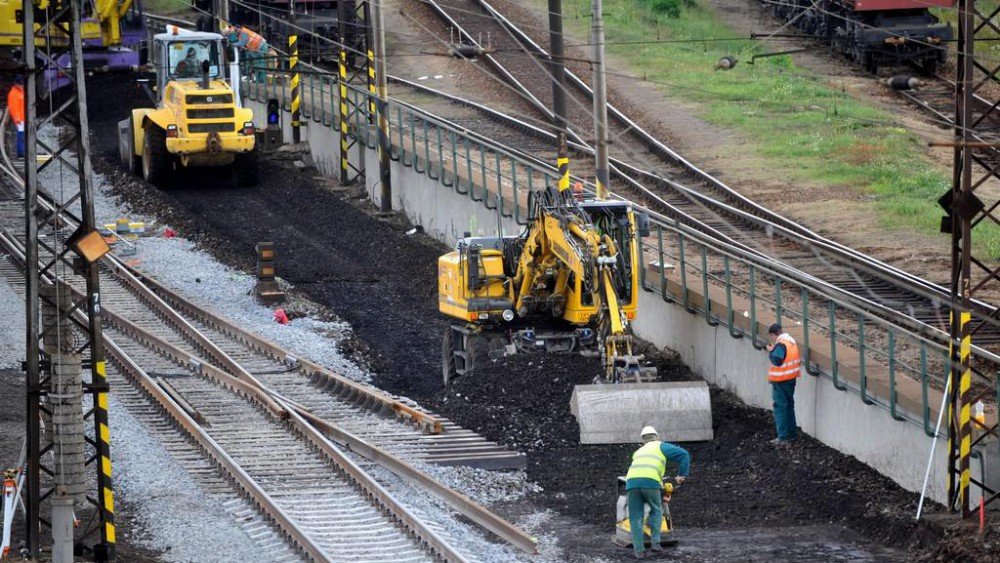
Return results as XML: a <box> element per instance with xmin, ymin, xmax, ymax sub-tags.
<box><xmin>766</xmin><ymin>322</ymin><xmax>801</xmax><ymax>445</ymax></box>
<box><xmin>175</xmin><ymin>47</ymin><xmax>200</xmax><ymax>78</ymax></box>
<box><xmin>625</xmin><ymin>426</ymin><xmax>690</xmax><ymax>559</ymax></box>
<box><xmin>7</xmin><ymin>76</ymin><xmax>25</xmax><ymax>158</ymax></box>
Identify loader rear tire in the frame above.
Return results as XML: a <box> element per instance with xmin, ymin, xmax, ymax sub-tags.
<box><xmin>141</xmin><ymin>125</ymin><xmax>171</xmax><ymax>185</ymax></box>
<box><xmin>120</xmin><ymin>117</ymin><xmax>140</xmax><ymax>174</ymax></box>
<box><xmin>232</xmin><ymin>149</ymin><xmax>260</xmax><ymax>187</ymax></box>
<box><xmin>442</xmin><ymin>328</ymin><xmax>456</xmax><ymax>387</ymax></box>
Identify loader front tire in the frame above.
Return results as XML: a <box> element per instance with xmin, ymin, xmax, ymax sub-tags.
<box><xmin>232</xmin><ymin>148</ymin><xmax>260</xmax><ymax>187</ymax></box>
<box><xmin>141</xmin><ymin>125</ymin><xmax>171</xmax><ymax>185</ymax></box>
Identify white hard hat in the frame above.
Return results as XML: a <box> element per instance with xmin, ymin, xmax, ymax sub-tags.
<box><xmin>640</xmin><ymin>426</ymin><xmax>658</xmax><ymax>438</ymax></box>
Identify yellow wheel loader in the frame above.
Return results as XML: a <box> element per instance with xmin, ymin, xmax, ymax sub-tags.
<box><xmin>118</xmin><ymin>26</ymin><xmax>259</xmax><ymax>186</ymax></box>
<box><xmin>438</xmin><ymin>189</ymin><xmax>654</xmax><ymax>385</ymax></box>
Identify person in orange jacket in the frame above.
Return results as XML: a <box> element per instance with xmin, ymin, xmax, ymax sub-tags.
<box><xmin>7</xmin><ymin>76</ymin><xmax>24</xmax><ymax>158</ymax></box>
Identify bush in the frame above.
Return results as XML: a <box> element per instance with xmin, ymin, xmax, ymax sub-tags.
<box><xmin>643</xmin><ymin>0</ymin><xmax>682</xmax><ymax>18</ymax></box>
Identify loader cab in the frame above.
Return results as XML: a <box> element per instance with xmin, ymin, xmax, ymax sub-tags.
<box><xmin>151</xmin><ymin>31</ymin><xmax>227</xmax><ymax>100</ymax></box>
<box><xmin>165</xmin><ymin>39</ymin><xmax>220</xmax><ymax>80</ymax></box>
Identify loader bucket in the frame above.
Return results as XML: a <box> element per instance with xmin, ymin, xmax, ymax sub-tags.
<box><xmin>570</xmin><ymin>381</ymin><xmax>713</xmax><ymax>444</ymax></box>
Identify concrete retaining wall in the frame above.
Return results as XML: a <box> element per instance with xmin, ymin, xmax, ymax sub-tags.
<box><xmin>247</xmin><ymin>94</ymin><xmax>969</xmax><ymax>506</ymax></box>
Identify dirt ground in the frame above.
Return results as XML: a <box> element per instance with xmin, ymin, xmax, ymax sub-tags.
<box><xmin>77</xmin><ymin>65</ymin><xmax>1000</xmax><ymax>559</ymax></box>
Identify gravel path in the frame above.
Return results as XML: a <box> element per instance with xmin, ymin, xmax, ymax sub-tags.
<box><xmin>0</xmin><ymin>274</ymin><xmax>24</xmax><ymax>369</ymax></box>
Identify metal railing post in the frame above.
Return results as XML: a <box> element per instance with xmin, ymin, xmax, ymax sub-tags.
<box><xmin>859</xmin><ymin>314</ymin><xmax>873</xmax><ymax>404</ymax></box>
<box><xmin>830</xmin><ymin>301</ymin><xmax>845</xmax><ymax>391</ymax></box>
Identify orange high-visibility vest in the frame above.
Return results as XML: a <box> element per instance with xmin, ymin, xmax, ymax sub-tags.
<box><xmin>239</xmin><ymin>27</ymin><xmax>266</xmax><ymax>53</ymax></box>
<box><xmin>7</xmin><ymin>85</ymin><xmax>24</xmax><ymax>125</ymax></box>
<box><xmin>768</xmin><ymin>333</ymin><xmax>801</xmax><ymax>383</ymax></box>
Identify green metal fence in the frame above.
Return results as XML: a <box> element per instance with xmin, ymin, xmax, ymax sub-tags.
<box><xmin>242</xmin><ymin>72</ymin><xmax>983</xmax><ymax>438</ymax></box>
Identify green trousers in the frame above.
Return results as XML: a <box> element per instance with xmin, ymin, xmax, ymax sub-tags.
<box><xmin>627</xmin><ymin>487</ymin><xmax>663</xmax><ymax>554</ymax></box>
<box><xmin>771</xmin><ymin>379</ymin><xmax>798</xmax><ymax>440</ymax></box>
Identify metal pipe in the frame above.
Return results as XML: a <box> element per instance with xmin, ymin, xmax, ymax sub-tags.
<box><xmin>590</xmin><ymin>0</ymin><xmax>609</xmax><ymax>199</ymax></box>
<box><xmin>372</xmin><ymin>0</ymin><xmax>392</xmax><ymax>211</ymax></box>
<box><xmin>547</xmin><ymin>0</ymin><xmax>568</xmax><ymax>136</ymax></box>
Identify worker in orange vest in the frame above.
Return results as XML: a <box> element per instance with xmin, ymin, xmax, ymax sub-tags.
<box><xmin>766</xmin><ymin>322</ymin><xmax>801</xmax><ymax>446</ymax></box>
<box><xmin>221</xmin><ymin>23</ymin><xmax>274</xmax><ymax>83</ymax></box>
<box><xmin>7</xmin><ymin>76</ymin><xmax>25</xmax><ymax>158</ymax></box>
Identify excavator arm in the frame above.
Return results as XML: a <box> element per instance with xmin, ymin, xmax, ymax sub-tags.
<box><xmin>93</xmin><ymin>0</ymin><xmax>134</xmax><ymax>46</ymax></box>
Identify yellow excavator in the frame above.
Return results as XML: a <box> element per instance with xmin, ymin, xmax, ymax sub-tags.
<box><xmin>439</xmin><ymin>188</ymin><xmax>654</xmax><ymax>385</ymax></box>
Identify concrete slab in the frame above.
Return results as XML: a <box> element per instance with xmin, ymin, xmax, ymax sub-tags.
<box><xmin>570</xmin><ymin>381</ymin><xmax>714</xmax><ymax>444</ymax></box>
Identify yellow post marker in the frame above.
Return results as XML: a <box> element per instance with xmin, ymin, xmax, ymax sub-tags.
<box><xmin>289</xmin><ymin>35</ymin><xmax>300</xmax><ymax>144</ymax></box>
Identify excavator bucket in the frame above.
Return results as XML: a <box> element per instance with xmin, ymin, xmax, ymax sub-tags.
<box><xmin>570</xmin><ymin>381</ymin><xmax>713</xmax><ymax>444</ymax></box>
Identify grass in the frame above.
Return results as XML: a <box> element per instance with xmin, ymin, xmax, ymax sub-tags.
<box><xmin>539</xmin><ymin>0</ymin><xmax>1000</xmax><ymax>257</ymax></box>
<box><xmin>143</xmin><ymin>0</ymin><xmax>192</xmax><ymax>16</ymax></box>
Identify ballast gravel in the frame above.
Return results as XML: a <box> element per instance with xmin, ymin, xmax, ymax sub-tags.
<box><xmin>17</xmin><ymin>141</ymin><xmax>550</xmax><ymax>561</ymax></box>
<box><xmin>0</xmin><ymin>273</ymin><xmax>25</xmax><ymax>369</ymax></box>
<box><xmin>106</xmin><ymin>393</ymin><xmax>262</xmax><ymax>563</ymax></box>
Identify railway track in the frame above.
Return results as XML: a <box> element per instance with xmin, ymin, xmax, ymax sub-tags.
<box><xmin>399</xmin><ymin>0</ymin><xmax>1000</xmax><ymax>355</ymax></box>
<box><xmin>0</xmin><ymin>115</ymin><xmax>535</xmax><ymax>559</ymax></box>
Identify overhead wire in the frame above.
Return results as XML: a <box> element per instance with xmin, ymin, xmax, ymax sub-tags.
<box><xmin>159</xmin><ymin>0</ymin><xmax>1000</xmax><ymax>317</ymax></box>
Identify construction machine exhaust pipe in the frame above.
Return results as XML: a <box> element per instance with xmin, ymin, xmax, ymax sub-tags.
<box><xmin>200</xmin><ymin>60</ymin><xmax>210</xmax><ymax>90</ymax></box>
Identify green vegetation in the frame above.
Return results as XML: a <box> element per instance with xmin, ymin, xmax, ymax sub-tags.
<box><xmin>545</xmin><ymin>0</ymin><xmax>1000</xmax><ymax>257</ymax></box>
<box><xmin>143</xmin><ymin>0</ymin><xmax>191</xmax><ymax>16</ymax></box>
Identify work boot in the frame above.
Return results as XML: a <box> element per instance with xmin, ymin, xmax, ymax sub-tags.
<box><xmin>634</xmin><ymin>551</ymin><xmax>646</xmax><ymax>559</ymax></box>
<box><xmin>769</xmin><ymin>438</ymin><xmax>792</xmax><ymax>447</ymax></box>
<box><xmin>650</xmin><ymin>545</ymin><xmax>663</xmax><ymax>552</ymax></box>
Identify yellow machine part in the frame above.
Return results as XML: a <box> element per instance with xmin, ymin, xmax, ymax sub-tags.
<box><xmin>0</xmin><ymin>0</ymin><xmax>128</xmax><ymax>48</ymax></box>
<box><xmin>127</xmin><ymin>80</ymin><xmax>254</xmax><ymax>166</ymax></box>
<box><xmin>438</xmin><ymin>249</ymin><xmax>507</xmax><ymax>321</ymax></box>
<box><xmin>615</xmin><ymin>517</ymin><xmax>671</xmax><ymax>536</ymax></box>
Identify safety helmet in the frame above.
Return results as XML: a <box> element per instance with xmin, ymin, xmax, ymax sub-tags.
<box><xmin>640</xmin><ymin>426</ymin><xmax>658</xmax><ymax>439</ymax></box>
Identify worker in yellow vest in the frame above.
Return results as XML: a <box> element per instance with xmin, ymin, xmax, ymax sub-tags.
<box><xmin>766</xmin><ymin>323</ymin><xmax>801</xmax><ymax>445</ymax></box>
<box><xmin>624</xmin><ymin>426</ymin><xmax>690</xmax><ymax>559</ymax></box>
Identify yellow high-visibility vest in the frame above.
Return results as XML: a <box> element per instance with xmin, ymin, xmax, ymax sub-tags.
<box><xmin>625</xmin><ymin>441</ymin><xmax>666</xmax><ymax>482</ymax></box>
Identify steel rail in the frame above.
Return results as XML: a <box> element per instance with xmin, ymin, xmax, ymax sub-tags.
<box><xmin>106</xmin><ymin>278</ymin><xmax>533</xmax><ymax>555</ymax></box>
<box><xmin>0</xmin><ymin>227</ymin><xmax>469</xmax><ymax>563</ymax></box>
<box><xmin>123</xmin><ymin>267</ymin><xmax>446</xmax><ymax>433</ymax></box>
<box><xmin>0</xmin><ymin>229</ymin><xmax>333</xmax><ymax>560</ymax></box>
<box><xmin>475</xmin><ymin>0</ymin><xmax>963</xmax><ymax>307</ymax></box>
<box><xmin>278</xmin><ymin>397</ymin><xmax>538</xmax><ymax>554</ymax></box>
<box><xmin>387</xmin><ymin>77</ymin><xmax>1000</xmax><ymax>364</ymax></box>
<box><xmin>0</xmin><ymin>119</ymin><xmax>529</xmax><ymax>555</ymax></box>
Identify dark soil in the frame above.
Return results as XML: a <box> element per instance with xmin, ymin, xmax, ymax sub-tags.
<box><xmin>79</xmin><ymin>72</ymin><xmax>1000</xmax><ymax>561</ymax></box>
<box><xmin>439</xmin><ymin>353</ymin><xmax>934</xmax><ymax>548</ymax></box>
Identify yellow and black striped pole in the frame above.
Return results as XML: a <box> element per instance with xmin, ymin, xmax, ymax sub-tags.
<box><xmin>958</xmin><ymin>310</ymin><xmax>972</xmax><ymax>513</ymax></box>
<box><xmin>289</xmin><ymin>35</ymin><xmax>301</xmax><ymax>144</ymax></box>
<box><xmin>337</xmin><ymin>37</ymin><xmax>350</xmax><ymax>184</ymax></box>
<box><xmin>956</xmin><ymin>310</ymin><xmax>972</xmax><ymax>513</ymax></box>
<box><xmin>556</xmin><ymin>133</ymin><xmax>570</xmax><ymax>199</ymax></box>
<box><xmin>94</xmin><ymin>359</ymin><xmax>116</xmax><ymax>559</ymax></box>
<box><xmin>366</xmin><ymin>46</ymin><xmax>376</xmax><ymax>126</ymax></box>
